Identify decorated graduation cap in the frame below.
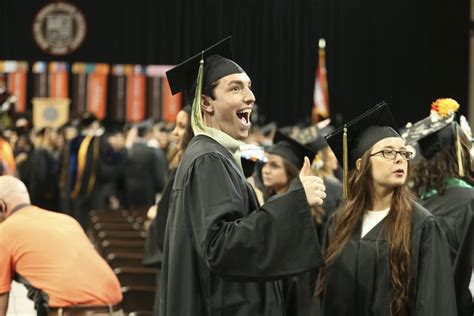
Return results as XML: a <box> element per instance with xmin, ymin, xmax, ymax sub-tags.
<box><xmin>266</xmin><ymin>130</ymin><xmax>316</xmax><ymax>169</ymax></box>
<box><xmin>324</xmin><ymin>102</ymin><xmax>400</xmax><ymax>197</ymax></box>
<box><xmin>403</xmin><ymin>98</ymin><xmax>464</xmax><ymax>175</ymax></box>
<box><xmin>240</xmin><ymin>143</ymin><xmax>267</xmax><ymax>178</ymax></box>
<box><xmin>166</xmin><ymin>36</ymin><xmax>246</xmax><ymax>133</ymax></box>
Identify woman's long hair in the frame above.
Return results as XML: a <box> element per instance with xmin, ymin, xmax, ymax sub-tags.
<box><xmin>411</xmin><ymin>131</ymin><xmax>474</xmax><ymax>196</ymax></box>
<box><xmin>317</xmin><ymin>149</ymin><xmax>415</xmax><ymax>316</ymax></box>
<box><xmin>169</xmin><ymin>105</ymin><xmax>194</xmax><ymax>169</ymax></box>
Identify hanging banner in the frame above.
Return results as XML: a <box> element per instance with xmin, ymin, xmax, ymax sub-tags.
<box><xmin>49</xmin><ymin>62</ymin><xmax>69</xmax><ymax>98</ymax></box>
<box><xmin>161</xmin><ymin>77</ymin><xmax>182</xmax><ymax>123</ymax></box>
<box><xmin>110</xmin><ymin>64</ymin><xmax>127</xmax><ymax>122</ymax></box>
<box><xmin>86</xmin><ymin>64</ymin><xmax>109</xmax><ymax>120</ymax></box>
<box><xmin>32</xmin><ymin>97</ymin><xmax>70</xmax><ymax>129</ymax></box>
<box><xmin>126</xmin><ymin>65</ymin><xmax>146</xmax><ymax>123</ymax></box>
<box><xmin>0</xmin><ymin>61</ymin><xmax>29</xmax><ymax>113</ymax></box>
<box><xmin>71</xmin><ymin>62</ymin><xmax>87</xmax><ymax>116</ymax></box>
<box><xmin>32</xmin><ymin>61</ymin><xmax>48</xmax><ymax>98</ymax></box>
<box><xmin>72</xmin><ymin>63</ymin><xmax>109</xmax><ymax>119</ymax></box>
<box><xmin>146</xmin><ymin>65</ymin><xmax>181</xmax><ymax>123</ymax></box>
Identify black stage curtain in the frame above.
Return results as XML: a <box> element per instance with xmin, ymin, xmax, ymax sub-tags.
<box><xmin>0</xmin><ymin>0</ymin><xmax>470</xmax><ymax>127</ymax></box>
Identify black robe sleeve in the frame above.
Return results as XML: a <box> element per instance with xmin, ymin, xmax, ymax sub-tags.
<box><xmin>411</xmin><ymin>217</ymin><xmax>458</xmax><ymax>316</ymax></box>
<box><xmin>184</xmin><ymin>153</ymin><xmax>323</xmax><ymax>281</ymax></box>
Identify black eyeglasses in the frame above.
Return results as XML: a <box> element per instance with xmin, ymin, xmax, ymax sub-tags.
<box><xmin>369</xmin><ymin>149</ymin><xmax>414</xmax><ymax>161</ymax></box>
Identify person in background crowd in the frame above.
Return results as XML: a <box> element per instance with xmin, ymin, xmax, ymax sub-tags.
<box><xmin>261</xmin><ymin>130</ymin><xmax>323</xmax><ymax>315</ymax></box>
<box><xmin>61</xmin><ymin>112</ymin><xmax>102</xmax><ymax>228</ymax></box>
<box><xmin>408</xmin><ymin>98</ymin><xmax>473</xmax><ymax>316</ymax></box>
<box><xmin>15</xmin><ymin>129</ymin><xmax>59</xmax><ymax>211</ymax></box>
<box><xmin>143</xmin><ymin>105</ymin><xmax>194</xmax><ymax>315</ymax></box>
<box><xmin>0</xmin><ymin>176</ymin><xmax>123</xmax><ymax>316</ymax></box>
<box><xmin>123</xmin><ymin>119</ymin><xmax>167</xmax><ymax>209</ymax></box>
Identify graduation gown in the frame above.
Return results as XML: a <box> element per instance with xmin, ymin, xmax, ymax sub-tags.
<box><xmin>124</xmin><ymin>141</ymin><xmax>168</xmax><ymax>208</ymax></box>
<box><xmin>420</xmin><ymin>185</ymin><xmax>474</xmax><ymax>316</ymax></box>
<box><xmin>319</xmin><ymin>202</ymin><xmax>457</xmax><ymax>316</ymax></box>
<box><xmin>158</xmin><ymin>135</ymin><xmax>323</xmax><ymax>316</ymax></box>
<box><xmin>17</xmin><ymin>148</ymin><xmax>59</xmax><ymax>211</ymax></box>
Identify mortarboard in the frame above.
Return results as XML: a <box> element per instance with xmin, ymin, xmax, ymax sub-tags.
<box><xmin>79</xmin><ymin>112</ymin><xmax>98</xmax><ymax>128</ymax></box>
<box><xmin>266</xmin><ymin>130</ymin><xmax>316</xmax><ymax>169</ymax></box>
<box><xmin>403</xmin><ymin>98</ymin><xmax>460</xmax><ymax>159</ymax></box>
<box><xmin>166</xmin><ymin>37</ymin><xmax>245</xmax><ymax>133</ymax></box>
<box><xmin>403</xmin><ymin>98</ymin><xmax>464</xmax><ymax>175</ymax></box>
<box><xmin>324</xmin><ymin>102</ymin><xmax>400</xmax><ymax>197</ymax></box>
<box><xmin>297</xmin><ymin>124</ymin><xmax>334</xmax><ymax>153</ymax></box>
<box><xmin>134</xmin><ymin>118</ymin><xmax>154</xmax><ymax>135</ymax></box>
<box><xmin>102</xmin><ymin>119</ymin><xmax>125</xmax><ymax>136</ymax></box>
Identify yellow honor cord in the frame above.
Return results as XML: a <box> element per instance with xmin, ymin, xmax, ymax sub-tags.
<box><xmin>343</xmin><ymin>126</ymin><xmax>348</xmax><ymax>198</ymax></box>
<box><xmin>191</xmin><ymin>52</ymin><xmax>206</xmax><ymax>133</ymax></box>
<box><xmin>456</xmin><ymin>124</ymin><xmax>465</xmax><ymax>177</ymax></box>
<box><xmin>71</xmin><ymin>134</ymin><xmax>94</xmax><ymax>198</ymax></box>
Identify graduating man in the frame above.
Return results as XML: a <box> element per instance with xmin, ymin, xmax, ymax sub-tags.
<box><xmin>159</xmin><ymin>37</ymin><xmax>326</xmax><ymax>316</ymax></box>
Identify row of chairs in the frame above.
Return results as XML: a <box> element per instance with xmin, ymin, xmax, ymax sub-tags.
<box><xmin>89</xmin><ymin>209</ymin><xmax>157</xmax><ymax>315</ymax></box>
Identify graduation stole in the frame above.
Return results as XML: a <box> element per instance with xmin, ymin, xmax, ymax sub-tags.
<box><xmin>71</xmin><ymin>134</ymin><xmax>100</xmax><ymax>198</ymax></box>
<box><xmin>420</xmin><ymin>177</ymin><xmax>473</xmax><ymax>200</ymax></box>
<box><xmin>0</xmin><ymin>139</ymin><xmax>16</xmax><ymax>175</ymax></box>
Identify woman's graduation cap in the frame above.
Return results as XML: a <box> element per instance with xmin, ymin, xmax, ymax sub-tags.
<box><xmin>403</xmin><ymin>98</ymin><xmax>464</xmax><ymax>176</ymax></box>
<box><xmin>324</xmin><ymin>102</ymin><xmax>400</xmax><ymax>197</ymax></box>
<box><xmin>266</xmin><ymin>130</ymin><xmax>317</xmax><ymax>169</ymax></box>
<box><xmin>166</xmin><ymin>36</ymin><xmax>245</xmax><ymax>133</ymax></box>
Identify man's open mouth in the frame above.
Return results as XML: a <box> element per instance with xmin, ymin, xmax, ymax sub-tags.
<box><xmin>237</xmin><ymin>108</ymin><xmax>251</xmax><ymax>125</ymax></box>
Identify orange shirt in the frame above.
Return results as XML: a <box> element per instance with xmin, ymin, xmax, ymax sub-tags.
<box><xmin>0</xmin><ymin>206</ymin><xmax>122</xmax><ymax>307</ymax></box>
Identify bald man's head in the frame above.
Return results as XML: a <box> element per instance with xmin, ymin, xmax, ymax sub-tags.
<box><xmin>0</xmin><ymin>176</ymin><xmax>31</xmax><ymax>219</ymax></box>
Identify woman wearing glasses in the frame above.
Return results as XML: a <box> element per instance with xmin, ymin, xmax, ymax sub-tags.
<box><xmin>316</xmin><ymin>103</ymin><xmax>456</xmax><ymax>316</ymax></box>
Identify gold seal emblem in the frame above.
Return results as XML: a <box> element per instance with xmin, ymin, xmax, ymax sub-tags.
<box><xmin>32</xmin><ymin>2</ymin><xmax>87</xmax><ymax>56</ymax></box>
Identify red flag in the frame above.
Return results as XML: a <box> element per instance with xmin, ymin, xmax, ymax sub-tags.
<box><xmin>312</xmin><ymin>39</ymin><xmax>330</xmax><ymax>123</ymax></box>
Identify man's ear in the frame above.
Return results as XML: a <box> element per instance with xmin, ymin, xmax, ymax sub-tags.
<box><xmin>0</xmin><ymin>200</ymin><xmax>6</xmax><ymax>222</ymax></box>
<box><xmin>356</xmin><ymin>158</ymin><xmax>362</xmax><ymax>171</ymax></box>
<box><xmin>201</xmin><ymin>95</ymin><xmax>214</xmax><ymax>114</ymax></box>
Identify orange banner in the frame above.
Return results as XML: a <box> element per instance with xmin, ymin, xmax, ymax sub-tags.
<box><xmin>50</xmin><ymin>71</ymin><xmax>69</xmax><ymax>98</ymax></box>
<box><xmin>7</xmin><ymin>72</ymin><xmax>27</xmax><ymax>112</ymax></box>
<box><xmin>87</xmin><ymin>72</ymin><xmax>108</xmax><ymax>120</ymax></box>
<box><xmin>126</xmin><ymin>73</ymin><xmax>146</xmax><ymax>123</ymax></box>
<box><xmin>162</xmin><ymin>78</ymin><xmax>182</xmax><ymax>123</ymax></box>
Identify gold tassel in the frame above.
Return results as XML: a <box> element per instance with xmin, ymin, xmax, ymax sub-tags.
<box><xmin>456</xmin><ymin>124</ymin><xmax>465</xmax><ymax>177</ymax></box>
<box><xmin>191</xmin><ymin>52</ymin><xmax>206</xmax><ymax>133</ymax></box>
<box><xmin>343</xmin><ymin>125</ymin><xmax>348</xmax><ymax>198</ymax></box>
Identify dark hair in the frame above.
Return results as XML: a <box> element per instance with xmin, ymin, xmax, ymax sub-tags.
<box><xmin>264</xmin><ymin>158</ymin><xmax>299</xmax><ymax>198</ymax></box>
<box><xmin>317</xmin><ymin>149</ymin><xmax>414</xmax><ymax>316</ymax></box>
<box><xmin>186</xmin><ymin>80</ymin><xmax>219</xmax><ymax>104</ymax></box>
<box><xmin>169</xmin><ymin>105</ymin><xmax>194</xmax><ymax>169</ymax></box>
<box><xmin>180</xmin><ymin>105</ymin><xmax>194</xmax><ymax>150</ymax></box>
<box><xmin>411</xmin><ymin>131</ymin><xmax>474</xmax><ymax>196</ymax></box>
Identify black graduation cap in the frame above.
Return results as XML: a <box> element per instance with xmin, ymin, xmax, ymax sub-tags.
<box><xmin>402</xmin><ymin>98</ymin><xmax>465</xmax><ymax>175</ymax></box>
<box><xmin>325</xmin><ymin>102</ymin><xmax>399</xmax><ymax>171</ymax></box>
<box><xmin>324</xmin><ymin>102</ymin><xmax>400</xmax><ymax>196</ymax></box>
<box><xmin>403</xmin><ymin>98</ymin><xmax>460</xmax><ymax>159</ymax></box>
<box><xmin>260</xmin><ymin>122</ymin><xmax>277</xmax><ymax>137</ymax></box>
<box><xmin>79</xmin><ymin>112</ymin><xmax>98</xmax><ymax>128</ymax></box>
<box><xmin>134</xmin><ymin>118</ymin><xmax>154</xmax><ymax>135</ymax></box>
<box><xmin>102</xmin><ymin>119</ymin><xmax>125</xmax><ymax>136</ymax></box>
<box><xmin>266</xmin><ymin>130</ymin><xmax>316</xmax><ymax>169</ymax></box>
<box><xmin>166</xmin><ymin>36</ymin><xmax>245</xmax><ymax>97</ymax></box>
<box><xmin>404</xmin><ymin>116</ymin><xmax>457</xmax><ymax>159</ymax></box>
